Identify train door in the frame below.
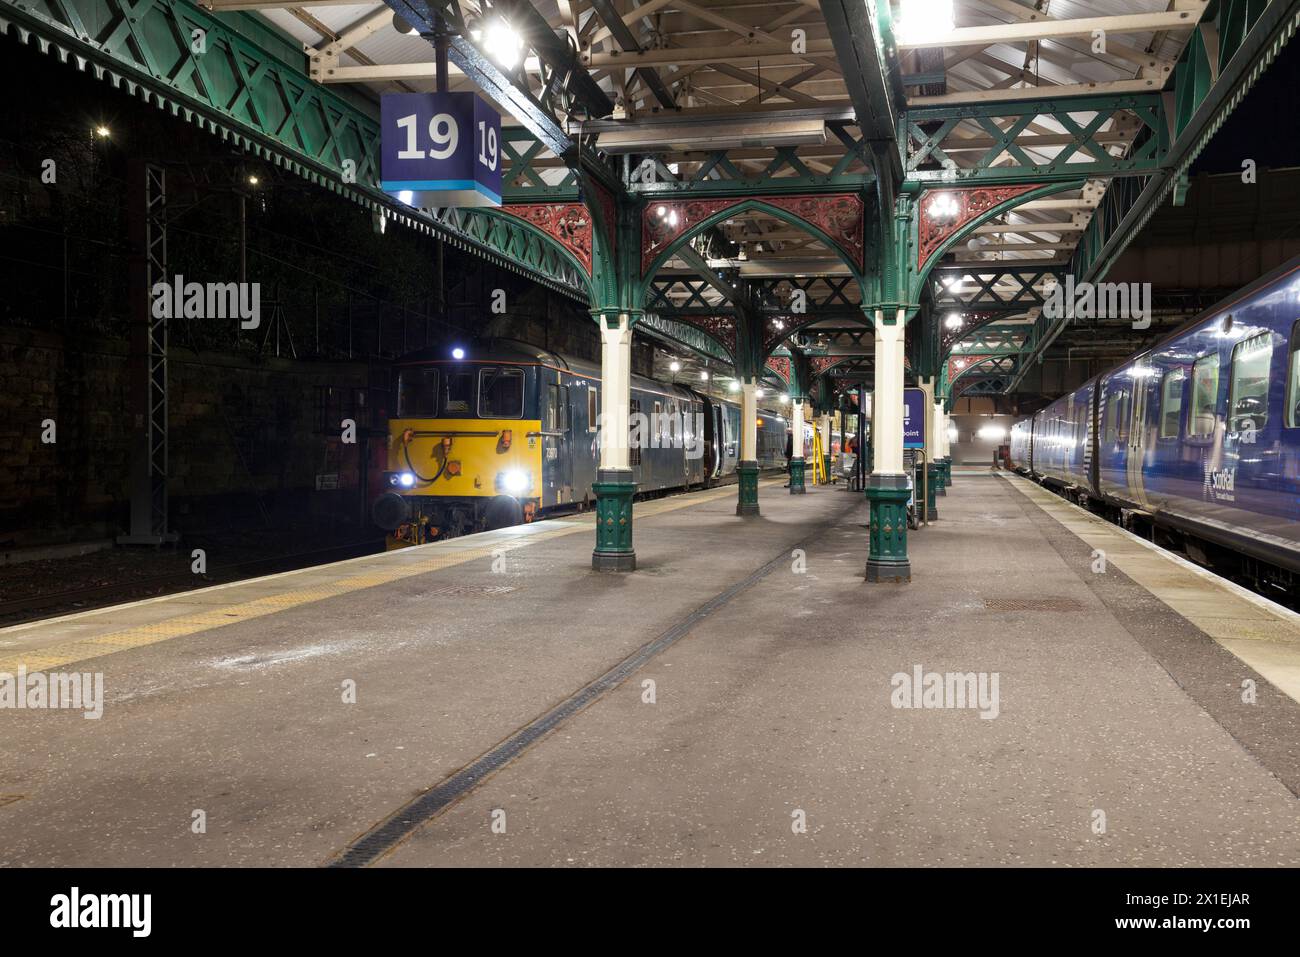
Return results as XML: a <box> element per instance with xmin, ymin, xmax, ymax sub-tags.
<box><xmin>1126</xmin><ymin>371</ymin><xmax>1152</xmax><ymax>508</ymax></box>
<box><xmin>544</xmin><ymin>378</ymin><xmax>572</xmax><ymax>505</ymax></box>
<box><xmin>703</xmin><ymin>400</ymin><xmax>722</xmax><ymax>482</ymax></box>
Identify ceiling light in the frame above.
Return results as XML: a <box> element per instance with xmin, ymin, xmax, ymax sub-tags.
<box><xmin>593</xmin><ymin>116</ymin><xmax>826</xmax><ymax>154</ymax></box>
<box><xmin>669</xmin><ymin>360</ymin><xmax>681</xmax><ymax>373</ymax></box>
<box><xmin>391</xmin><ymin>13</ymin><xmax>419</xmax><ymax>36</ymax></box>
<box><xmin>482</xmin><ymin>16</ymin><xmax>523</xmax><ymax>70</ymax></box>
<box><xmin>944</xmin><ymin>313</ymin><xmax>963</xmax><ymax>330</ymax></box>
<box><xmin>927</xmin><ymin>191</ymin><xmax>960</xmax><ymax>222</ymax></box>
<box><xmin>895</xmin><ymin>0</ymin><xmax>955</xmax><ymax>45</ymax></box>
<box><xmin>94</xmin><ymin>125</ymin><xmax>111</xmax><ymax>138</ymax></box>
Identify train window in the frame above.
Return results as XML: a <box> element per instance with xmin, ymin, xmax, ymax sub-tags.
<box><xmin>546</xmin><ymin>384</ymin><xmax>559</xmax><ymax>431</ymax></box>
<box><xmin>587</xmin><ymin>387</ymin><xmax>598</xmax><ymax>432</ymax></box>
<box><xmin>1189</xmin><ymin>355</ymin><xmax>1218</xmax><ymax>437</ymax></box>
<box><xmin>1227</xmin><ymin>334</ymin><xmax>1272</xmax><ymax>433</ymax></box>
<box><xmin>444</xmin><ymin>370</ymin><xmax>474</xmax><ymax>415</ymax></box>
<box><xmin>1287</xmin><ymin>321</ymin><xmax>1300</xmax><ymax>428</ymax></box>
<box><xmin>396</xmin><ymin>368</ymin><xmax>439</xmax><ymax>417</ymax></box>
<box><xmin>1159</xmin><ymin>369</ymin><xmax>1186</xmax><ymax>439</ymax></box>
<box><xmin>478</xmin><ymin>367</ymin><xmax>524</xmax><ymax>418</ymax></box>
<box><xmin>629</xmin><ymin>399</ymin><xmax>642</xmax><ymax>465</ymax></box>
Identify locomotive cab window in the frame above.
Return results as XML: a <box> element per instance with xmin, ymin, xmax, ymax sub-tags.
<box><xmin>397</xmin><ymin>368</ymin><xmax>439</xmax><ymax>417</ymax></box>
<box><xmin>1227</xmin><ymin>334</ymin><xmax>1272</xmax><ymax>433</ymax></box>
<box><xmin>1189</xmin><ymin>354</ymin><xmax>1219</xmax><ymax>437</ymax></box>
<box><xmin>478</xmin><ymin>367</ymin><xmax>524</xmax><ymax>419</ymax></box>
<box><xmin>1159</xmin><ymin>369</ymin><xmax>1186</xmax><ymax>439</ymax></box>
<box><xmin>1287</xmin><ymin>321</ymin><xmax>1300</xmax><ymax>428</ymax></box>
<box><xmin>444</xmin><ymin>370</ymin><xmax>474</xmax><ymax>415</ymax></box>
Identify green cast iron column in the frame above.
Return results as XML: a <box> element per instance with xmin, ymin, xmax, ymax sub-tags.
<box><xmin>592</xmin><ymin>470</ymin><xmax>637</xmax><ymax>571</ymax></box>
<box><xmin>865</xmin><ymin>476</ymin><xmax>911</xmax><ymax>582</ymax></box>
<box><xmin>925</xmin><ymin>462</ymin><xmax>940</xmax><ymax>521</ymax></box>
<box><xmin>789</xmin><ymin>456</ymin><xmax>806</xmax><ymax>494</ymax></box>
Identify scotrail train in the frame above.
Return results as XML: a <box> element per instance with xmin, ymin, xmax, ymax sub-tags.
<box><xmin>370</xmin><ymin>340</ymin><xmax>794</xmax><ymax>545</ymax></box>
<box><xmin>1009</xmin><ymin>255</ymin><xmax>1300</xmax><ymax>598</ymax></box>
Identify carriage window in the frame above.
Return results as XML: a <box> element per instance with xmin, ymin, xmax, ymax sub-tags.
<box><xmin>587</xmin><ymin>386</ymin><xmax>598</xmax><ymax>432</ymax></box>
<box><xmin>1189</xmin><ymin>354</ymin><xmax>1219</xmax><ymax>437</ymax></box>
<box><xmin>1159</xmin><ymin>369</ymin><xmax>1186</xmax><ymax>439</ymax></box>
<box><xmin>444</xmin><ymin>370</ymin><xmax>474</xmax><ymax>415</ymax></box>
<box><xmin>1287</xmin><ymin>322</ymin><xmax>1300</xmax><ymax>428</ymax></box>
<box><xmin>1228</xmin><ymin>334</ymin><xmax>1272</xmax><ymax>433</ymax></box>
<box><xmin>1105</xmin><ymin>386</ymin><xmax>1128</xmax><ymax>443</ymax></box>
<box><xmin>397</xmin><ymin>368</ymin><xmax>439</xmax><ymax>417</ymax></box>
<box><xmin>478</xmin><ymin>367</ymin><xmax>524</xmax><ymax>418</ymax></box>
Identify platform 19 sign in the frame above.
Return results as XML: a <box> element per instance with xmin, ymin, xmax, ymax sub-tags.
<box><xmin>381</xmin><ymin>92</ymin><xmax>501</xmax><ymax>208</ymax></box>
<box><xmin>903</xmin><ymin>388</ymin><xmax>926</xmax><ymax>450</ymax></box>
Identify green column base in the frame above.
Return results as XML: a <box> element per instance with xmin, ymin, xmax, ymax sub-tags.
<box><xmin>736</xmin><ymin>461</ymin><xmax>760</xmax><ymax>516</ymax></box>
<box><xmin>865</xmin><ymin>474</ymin><xmax>911</xmax><ymax>583</ymax></box>
<box><xmin>925</xmin><ymin>463</ymin><xmax>939</xmax><ymax>521</ymax></box>
<box><xmin>943</xmin><ymin>457</ymin><xmax>953</xmax><ymax>485</ymax></box>
<box><xmin>935</xmin><ymin>458</ymin><xmax>947</xmax><ymax>496</ymax></box>
<box><xmin>592</xmin><ymin>468</ymin><xmax>637</xmax><ymax>572</ymax></box>
<box><xmin>822</xmin><ymin>453</ymin><xmax>831</xmax><ymax>482</ymax></box>
<box><xmin>789</xmin><ymin>457</ymin><xmax>806</xmax><ymax>494</ymax></box>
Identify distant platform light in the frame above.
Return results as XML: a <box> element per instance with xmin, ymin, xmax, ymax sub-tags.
<box><xmin>94</xmin><ymin>125</ymin><xmax>111</xmax><ymax>138</ymax></box>
<box><xmin>729</xmin><ymin>380</ymin><xmax>741</xmax><ymax>392</ymax></box>
<box><xmin>452</xmin><ymin>347</ymin><xmax>465</xmax><ymax>360</ymax></box>
<box><xmin>945</xmin><ymin>313</ymin><xmax>963</xmax><ymax>330</ymax></box>
<box><xmin>700</xmin><ymin>371</ymin><xmax>710</xmax><ymax>382</ymax></box>
<box><xmin>781</xmin><ymin>394</ymin><xmax>790</xmax><ymax>404</ymax></box>
<box><xmin>247</xmin><ymin>175</ymin><xmax>260</xmax><ymax>186</ymax></box>
<box><xmin>669</xmin><ymin>360</ymin><xmax>681</xmax><ymax>373</ymax></box>
<box><xmin>977</xmin><ymin>425</ymin><xmax>1007</xmax><ymax>441</ymax></box>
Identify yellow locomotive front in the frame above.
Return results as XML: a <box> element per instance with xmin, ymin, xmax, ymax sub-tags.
<box><xmin>371</xmin><ymin>349</ymin><xmax>544</xmax><ymax>545</ymax></box>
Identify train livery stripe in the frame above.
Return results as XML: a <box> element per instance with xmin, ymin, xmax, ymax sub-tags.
<box><xmin>0</xmin><ymin>481</ymin><xmax>783</xmax><ymax>674</ymax></box>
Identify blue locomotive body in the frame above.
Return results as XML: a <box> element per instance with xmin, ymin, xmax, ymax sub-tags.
<box><xmin>1013</xmin><ymin>257</ymin><xmax>1300</xmax><ymax>575</ymax></box>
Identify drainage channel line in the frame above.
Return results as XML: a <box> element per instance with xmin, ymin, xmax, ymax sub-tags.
<box><xmin>325</xmin><ymin>496</ymin><xmax>860</xmax><ymax>868</ymax></box>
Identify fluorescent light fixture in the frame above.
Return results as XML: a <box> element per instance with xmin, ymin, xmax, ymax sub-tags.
<box><xmin>596</xmin><ymin>116</ymin><xmax>826</xmax><ymax>154</ymax></box>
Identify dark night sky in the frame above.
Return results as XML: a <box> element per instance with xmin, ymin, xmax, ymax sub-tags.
<box><xmin>1191</xmin><ymin>38</ymin><xmax>1300</xmax><ymax>175</ymax></box>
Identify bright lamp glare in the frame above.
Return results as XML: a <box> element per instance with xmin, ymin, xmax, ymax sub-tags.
<box><xmin>501</xmin><ymin>469</ymin><xmax>528</xmax><ymax>494</ymax></box>
<box><xmin>896</xmin><ymin>0</ymin><xmax>955</xmax><ymax>43</ymax></box>
<box><xmin>452</xmin><ymin>347</ymin><xmax>465</xmax><ymax>360</ymax></box>
<box><xmin>729</xmin><ymin>380</ymin><xmax>740</xmax><ymax>392</ymax></box>
<box><xmin>944</xmin><ymin>313</ymin><xmax>963</xmax><ymax>330</ymax></box>
<box><xmin>483</xmin><ymin>18</ymin><xmax>523</xmax><ymax>70</ymax></box>
<box><xmin>700</xmin><ymin>371</ymin><xmax>710</xmax><ymax>381</ymax></box>
<box><xmin>399</xmin><ymin>472</ymin><xmax>416</xmax><ymax>488</ymax></box>
<box><xmin>669</xmin><ymin>360</ymin><xmax>681</xmax><ymax>372</ymax></box>
<box><xmin>977</xmin><ymin>425</ymin><xmax>1007</xmax><ymax>441</ymax></box>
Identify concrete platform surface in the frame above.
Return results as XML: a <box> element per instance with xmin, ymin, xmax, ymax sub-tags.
<box><xmin>0</xmin><ymin>475</ymin><xmax>1297</xmax><ymax>867</ymax></box>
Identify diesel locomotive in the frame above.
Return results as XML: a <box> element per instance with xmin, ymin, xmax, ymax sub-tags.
<box><xmin>1009</xmin><ymin>254</ymin><xmax>1300</xmax><ymax>594</ymax></box>
<box><xmin>370</xmin><ymin>340</ymin><xmax>792</xmax><ymax>545</ymax></box>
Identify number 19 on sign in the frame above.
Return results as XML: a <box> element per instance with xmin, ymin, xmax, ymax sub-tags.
<box><xmin>381</xmin><ymin>92</ymin><xmax>502</xmax><ymax>208</ymax></box>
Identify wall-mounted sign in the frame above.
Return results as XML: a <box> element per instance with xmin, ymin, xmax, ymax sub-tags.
<box><xmin>903</xmin><ymin>388</ymin><xmax>926</xmax><ymax>450</ymax></box>
<box><xmin>381</xmin><ymin>92</ymin><xmax>502</xmax><ymax>208</ymax></box>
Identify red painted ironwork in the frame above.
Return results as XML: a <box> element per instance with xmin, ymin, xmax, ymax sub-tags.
<box><xmin>641</xmin><ymin>193</ymin><xmax>866</xmax><ymax>275</ymax></box>
<box><xmin>502</xmin><ymin>203</ymin><xmax>594</xmax><ymax>275</ymax></box>
<box><xmin>765</xmin><ymin>356</ymin><xmax>790</xmax><ymax>383</ymax></box>
<box><xmin>916</xmin><ymin>185</ymin><xmax>1038</xmax><ymax>269</ymax></box>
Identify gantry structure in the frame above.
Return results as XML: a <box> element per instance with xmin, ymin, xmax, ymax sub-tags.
<box><xmin>7</xmin><ymin>0</ymin><xmax>1298</xmax><ymax>577</ymax></box>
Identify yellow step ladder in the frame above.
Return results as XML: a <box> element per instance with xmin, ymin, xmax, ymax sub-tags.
<box><xmin>810</xmin><ymin>427</ymin><xmax>828</xmax><ymax>485</ymax></box>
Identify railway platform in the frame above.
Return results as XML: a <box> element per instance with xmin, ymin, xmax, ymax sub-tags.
<box><xmin>1</xmin><ymin>476</ymin><xmax>1298</xmax><ymax>867</ymax></box>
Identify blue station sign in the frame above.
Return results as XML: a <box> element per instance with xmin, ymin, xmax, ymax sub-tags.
<box><xmin>380</xmin><ymin>92</ymin><xmax>502</xmax><ymax>208</ymax></box>
<box><xmin>903</xmin><ymin>388</ymin><xmax>926</xmax><ymax>450</ymax></box>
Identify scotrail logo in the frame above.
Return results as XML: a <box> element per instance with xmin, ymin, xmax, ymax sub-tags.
<box><xmin>1043</xmin><ymin>275</ymin><xmax>1152</xmax><ymax>330</ymax></box>
<box><xmin>0</xmin><ymin>667</ymin><xmax>103</xmax><ymax>719</ymax></box>
<box><xmin>50</xmin><ymin>887</ymin><xmax>151</xmax><ymax>937</ymax></box>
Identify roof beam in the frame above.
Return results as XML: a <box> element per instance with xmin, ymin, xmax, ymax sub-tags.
<box><xmin>585</xmin><ymin>0</ymin><xmax>678</xmax><ymax>110</ymax></box>
<box><xmin>895</xmin><ymin>10</ymin><xmax>1206</xmax><ymax>51</ymax></box>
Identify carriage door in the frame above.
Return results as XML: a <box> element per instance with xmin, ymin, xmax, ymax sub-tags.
<box><xmin>544</xmin><ymin>380</ymin><xmax>572</xmax><ymax>505</ymax></box>
<box><xmin>1126</xmin><ymin>372</ymin><xmax>1151</xmax><ymax>508</ymax></box>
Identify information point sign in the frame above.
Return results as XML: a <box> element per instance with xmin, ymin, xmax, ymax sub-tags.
<box><xmin>903</xmin><ymin>388</ymin><xmax>926</xmax><ymax>450</ymax></box>
<box><xmin>381</xmin><ymin>92</ymin><xmax>502</xmax><ymax>208</ymax></box>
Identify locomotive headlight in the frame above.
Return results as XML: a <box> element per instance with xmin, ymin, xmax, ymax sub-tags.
<box><xmin>388</xmin><ymin>471</ymin><xmax>416</xmax><ymax>488</ymax></box>
<box><xmin>498</xmin><ymin>469</ymin><xmax>530</xmax><ymax>494</ymax></box>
